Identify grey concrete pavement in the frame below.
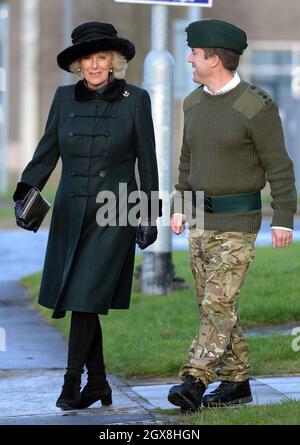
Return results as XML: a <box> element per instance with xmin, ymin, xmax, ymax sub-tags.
<box><xmin>0</xmin><ymin>281</ymin><xmax>157</xmax><ymax>425</ymax></box>
<box><xmin>0</xmin><ymin>229</ymin><xmax>48</xmax><ymax>281</ymax></box>
<box><xmin>130</xmin><ymin>376</ymin><xmax>300</xmax><ymax>411</ymax></box>
<box><xmin>0</xmin><ymin>369</ymin><xmax>156</xmax><ymax>425</ymax></box>
<box><xmin>0</xmin><ymin>281</ymin><xmax>67</xmax><ymax>369</ymax></box>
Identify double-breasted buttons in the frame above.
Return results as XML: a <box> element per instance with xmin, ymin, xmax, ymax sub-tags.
<box><xmin>99</xmin><ymin>170</ymin><xmax>106</xmax><ymax>178</ymax></box>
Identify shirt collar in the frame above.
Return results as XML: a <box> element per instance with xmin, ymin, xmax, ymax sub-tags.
<box><xmin>203</xmin><ymin>72</ymin><xmax>241</xmax><ymax>95</ymax></box>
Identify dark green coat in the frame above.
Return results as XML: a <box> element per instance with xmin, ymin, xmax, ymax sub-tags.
<box><xmin>19</xmin><ymin>79</ymin><xmax>159</xmax><ymax>318</ymax></box>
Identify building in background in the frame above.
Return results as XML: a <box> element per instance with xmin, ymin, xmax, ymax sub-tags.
<box><xmin>1</xmin><ymin>0</ymin><xmax>300</xmax><ymax>193</ymax></box>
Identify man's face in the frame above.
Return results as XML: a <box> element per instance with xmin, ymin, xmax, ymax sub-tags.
<box><xmin>187</xmin><ymin>48</ymin><xmax>214</xmax><ymax>84</ymax></box>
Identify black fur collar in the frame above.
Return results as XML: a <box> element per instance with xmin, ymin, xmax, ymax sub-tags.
<box><xmin>74</xmin><ymin>79</ymin><xmax>126</xmax><ymax>102</ymax></box>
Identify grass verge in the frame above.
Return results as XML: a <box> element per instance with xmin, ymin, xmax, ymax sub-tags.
<box><xmin>158</xmin><ymin>399</ymin><xmax>300</xmax><ymax>425</ymax></box>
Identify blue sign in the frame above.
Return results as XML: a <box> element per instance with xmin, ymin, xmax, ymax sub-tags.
<box><xmin>115</xmin><ymin>1</ymin><xmax>213</xmax><ymax>7</ymax></box>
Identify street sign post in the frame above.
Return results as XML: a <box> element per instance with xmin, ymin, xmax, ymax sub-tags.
<box><xmin>115</xmin><ymin>0</ymin><xmax>213</xmax><ymax>7</ymax></box>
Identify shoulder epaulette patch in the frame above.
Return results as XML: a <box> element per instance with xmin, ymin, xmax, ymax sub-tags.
<box><xmin>233</xmin><ymin>85</ymin><xmax>273</xmax><ymax>119</ymax></box>
<box><xmin>183</xmin><ymin>86</ymin><xmax>204</xmax><ymax>113</ymax></box>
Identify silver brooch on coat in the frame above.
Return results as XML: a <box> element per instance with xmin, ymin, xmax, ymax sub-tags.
<box><xmin>123</xmin><ymin>91</ymin><xmax>130</xmax><ymax>97</ymax></box>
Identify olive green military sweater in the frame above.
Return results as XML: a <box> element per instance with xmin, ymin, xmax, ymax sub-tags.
<box><xmin>172</xmin><ymin>81</ymin><xmax>297</xmax><ymax>232</ymax></box>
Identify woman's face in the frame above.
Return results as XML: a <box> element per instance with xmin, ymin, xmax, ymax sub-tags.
<box><xmin>80</xmin><ymin>51</ymin><xmax>113</xmax><ymax>90</ymax></box>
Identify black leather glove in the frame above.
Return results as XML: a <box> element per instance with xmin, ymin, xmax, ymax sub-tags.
<box><xmin>14</xmin><ymin>200</ymin><xmax>39</xmax><ymax>232</ymax></box>
<box><xmin>136</xmin><ymin>220</ymin><xmax>158</xmax><ymax>250</ymax></box>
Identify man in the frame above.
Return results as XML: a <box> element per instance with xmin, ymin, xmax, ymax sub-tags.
<box><xmin>168</xmin><ymin>19</ymin><xmax>297</xmax><ymax>411</ymax></box>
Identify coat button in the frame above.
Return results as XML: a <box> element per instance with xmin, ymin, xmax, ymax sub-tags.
<box><xmin>102</xmin><ymin>152</ymin><xmax>109</xmax><ymax>159</ymax></box>
<box><xmin>69</xmin><ymin>171</ymin><xmax>75</xmax><ymax>176</ymax></box>
<box><xmin>68</xmin><ymin>132</ymin><xmax>74</xmax><ymax>137</ymax></box>
<box><xmin>69</xmin><ymin>112</ymin><xmax>76</xmax><ymax>118</ymax></box>
<box><xmin>99</xmin><ymin>170</ymin><xmax>106</xmax><ymax>178</ymax></box>
<box><xmin>69</xmin><ymin>192</ymin><xmax>75</xmax><ymax>198</ymax></box>
<box><xmin>111</xmin><ymin>113</ymin><xmax>117</xmax><ymax>118</ymax></box>
<box><xmin>104</xmin><ymin>131</ymin><xmax>110</xmax><ymax>137</ymax></box>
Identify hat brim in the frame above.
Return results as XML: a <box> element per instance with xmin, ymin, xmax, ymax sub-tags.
<box><xmin>57</xmin><ymin>36</ymin><xmax>135</xmax><ymax>72</ymax></box>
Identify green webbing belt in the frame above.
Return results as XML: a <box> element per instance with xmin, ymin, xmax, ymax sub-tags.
<box><xmin>193</xmin><ymin>191</ymin><xmax>262</xmax><ymax>213</ymax></box>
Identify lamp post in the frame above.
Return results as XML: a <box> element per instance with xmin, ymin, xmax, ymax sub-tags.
<box><xmin>142</xmin><ymin>4</ymin><xmax>174</xmax><ymax>295</ymax></box>
<box><xmin>19</xmin><ymin>0</ymin><xmax>40</xmax><ymax>173</ymax></box>
<box><xmin>0</xmin><ymin>3</ymin><xmax>9</xmax><ymax>195</ymax></box>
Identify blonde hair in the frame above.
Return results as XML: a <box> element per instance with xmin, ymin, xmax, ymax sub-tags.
<box><xmin>69</xmin><ymin>51</ymin><xmax>128</xmax><ymax>79</ymax></box>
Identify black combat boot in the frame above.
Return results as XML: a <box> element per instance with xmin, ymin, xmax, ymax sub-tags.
<box><xmin>202</xmin><ymin>379</ymin><xmax>252</xmax><ymax>407</ymax></box>
<box><xmin>56</xmin><ymin>312</ymin><xmax>100</xmax><ymax>410</ymax></box>
<box><xmin>78</xmin><ymin>317</ymin><xmax>112</xmax><ymax>409</ymax></box>
<box><xmin>168</xmin><ymin>375</ymin><xmax>206</xmax><ymax>411</ymax></box>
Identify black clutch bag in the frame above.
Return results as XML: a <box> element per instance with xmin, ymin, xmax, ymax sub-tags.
<box><xmin>18</xmin><ymin>187</ymin><xmax>51</xmax><ymax>232</ymax></box>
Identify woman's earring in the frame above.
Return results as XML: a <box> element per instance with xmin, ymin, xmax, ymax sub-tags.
<box><xmin>109</xmin><ymin>67</ymin><xmax>113</xmax><ymax>73</ymax></box>
<box><xmin>77</xmin><ymin>67</ymin><xmax>81</xmax><ymax>72</ymax></box>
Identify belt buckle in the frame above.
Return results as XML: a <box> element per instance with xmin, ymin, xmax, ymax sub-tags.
<box><xmin>204</xmin><ymin>196</ymin><xmax>213</xmax><ymax>213</ymax></box>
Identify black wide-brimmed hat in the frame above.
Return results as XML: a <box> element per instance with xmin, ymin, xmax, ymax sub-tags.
<box><xmin>57</xmin><ymin>22</ymin><xmax>136</xmax><ymax>72</ymax></box>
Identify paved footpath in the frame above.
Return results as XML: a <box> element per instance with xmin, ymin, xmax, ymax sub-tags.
<box><xmin>0</xmin><ymin>281</ymin><xmax>158</xmax><ymax>425</ymax></box>
<box><xmin>0</xmin><ymin>229</ymin><xmax>300</xmax><ymax>425</ymax></box>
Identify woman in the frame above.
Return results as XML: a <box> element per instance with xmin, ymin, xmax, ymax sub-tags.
<box><xmin>13</xmin><ymin>22</ymin><xmax>160</xmax><ymax>410</ymax></box>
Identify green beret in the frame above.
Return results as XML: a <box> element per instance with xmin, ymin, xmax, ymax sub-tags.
<box><xmin>185</xmin><ymin>19</ymin><xmax>248</xmax><ymax>55</ymax></box>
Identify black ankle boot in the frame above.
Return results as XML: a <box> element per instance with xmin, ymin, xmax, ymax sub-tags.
<box><xmin>168</xmin><ymin>375</ymin><xmax>206</xmax><ymax>411</ymax></box>
<box><xmin>56</xmin><ymin>372</ymin><xmax>81</xmax><ymax>410</ymax></box>
<box><xmin>202</xmin><ymin>379</ymin><xmax>252</xmax><ymax>407</ymax></box>
<box><xmin>78</xmin><ymin>379</ymin><xmax>112</xmax><ymax>409</ymax></box>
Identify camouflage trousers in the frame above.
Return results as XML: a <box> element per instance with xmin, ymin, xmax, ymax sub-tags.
<box><xmin>179</xmin><ymin>229</ymin><xmax>257</xmax><ymax>387</ymax></box>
